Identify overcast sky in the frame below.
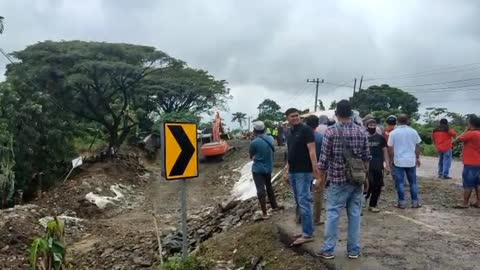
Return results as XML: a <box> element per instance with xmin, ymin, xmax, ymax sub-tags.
<box><xmin>1</xmin><ymin>0</ymin><xmax>480</xmax><ymax>128</ymax></box>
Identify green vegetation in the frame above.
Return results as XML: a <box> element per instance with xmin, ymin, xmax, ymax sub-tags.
<box><xmin>349</xmin><ymin>86</ymin><xmax>467</xmax><ymax>158</ymax></box>
<box><xmin>351</xmin><ymin>84</ymin><xmax>419</xmax><ymax>118</ymax></box>
<box><xmin>0</xmin><ymin>40</ymin><xmax>229</xmax><ymax>205</ymax></box>
<box><xmin>231</xmin><ymin>112</ymin><xmax>247</xmax><ymax>128</ymax></box>
<box><xmin>29</xmin><ymin>218</ymin><xmax>66</xmax><ymax>270</ymax></box>
<box><xmin>158</xmin><ymin>256</ymin><xmax>213</xmax><ymax>270</ymax></box>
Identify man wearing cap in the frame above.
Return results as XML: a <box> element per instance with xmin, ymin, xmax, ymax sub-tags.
<box><xmin>249</xmin><ymin>121</ymin><xmax>280</xmax><ymax>219</ymax></box>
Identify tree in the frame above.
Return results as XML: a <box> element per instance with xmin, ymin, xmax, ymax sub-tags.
<box><xmin>329</xmin><ymin>100</ymin><xmax>337</xmax><ymax>110</ymax></box>
<box><xmin>231</xmin><ymin>112</ymin><xmax>247</xmax><ymax>128</ymax></box>
<box><xmin>141</xmin><ymin>65</ymin><xmax>230</xmax><ymax>115</ymax></box>
<box><xmin>0</xmin><ymin>81</ymin><xmax>77</xmax><ymax>195</ymax></box>
<box><xmin>0</xmin><ymin>16</ymin><xmax>4</xmax><ymax>34</ymax></box>
<box><xmin>350</xmin><ymin>84</ymin><xmax>419</xmax><ymax>117</ymax></box>
<box><xmin>257</xmin><ymin>99</ymin><xmax>283</xmax><ymax>122</ymax></box>
<box><xmin>318</xmin><ymin>99</ymin><xmax>326</xmax><ymax>111</ymax></box>
<box><xmin>7</xmin><ymin>40</ymin><xmax>174</xmax><ymax>152</ymax></box>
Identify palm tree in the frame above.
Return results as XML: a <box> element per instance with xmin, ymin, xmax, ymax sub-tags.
<box><xmin>232</xmin><ymin>112</ymin><xmax>247</xmax><ymax>128</ymax></box>
<box><xmin>0</xmin><ymin>16</ymin><xmax>4</xmax><ymax>34</ymax></box>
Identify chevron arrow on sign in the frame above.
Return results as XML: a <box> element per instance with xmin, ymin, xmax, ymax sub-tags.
<box><xmin>168</xmin><ymin>125</ymin><xmax>196</xmax><ymax>177</ymax></box>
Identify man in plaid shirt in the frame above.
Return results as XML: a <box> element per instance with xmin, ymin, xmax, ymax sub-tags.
<box><xmin>316</xmin><ymin>100</ymin><xmax>370</xmax><ymax>260</ymax></box>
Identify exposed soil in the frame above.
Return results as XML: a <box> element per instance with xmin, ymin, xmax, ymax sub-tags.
<box><xmin>198</xmin><ymin>221</ymin><xmax>322</xmax><ymax>270</ymax></box>
<box><xmin>2</xmin><ymin>140</ymin><xmax>478</xmax><ymax>270</ymax></box>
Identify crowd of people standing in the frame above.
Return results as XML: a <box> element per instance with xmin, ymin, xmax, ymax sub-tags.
<box><xmin>248</xmin><ymin>99</ymin><xmax>480</xmax><ymax>260</ymax></box>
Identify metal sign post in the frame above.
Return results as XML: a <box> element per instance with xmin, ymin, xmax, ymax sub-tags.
<box><xmin>161</xmin><ymin>122</ymin><xmax>199</xmax><ymax>260</ymax></box>
<box><xmin>180</xmin><ymin>179</ymin><xmax>188</xmax><ymax>258</ymax></box>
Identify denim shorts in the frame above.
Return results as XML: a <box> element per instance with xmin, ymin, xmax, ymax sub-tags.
<box><xmin>462</xmin><ymin>165</ymin><xmax>480</xmax><ymax>189</ymax></box>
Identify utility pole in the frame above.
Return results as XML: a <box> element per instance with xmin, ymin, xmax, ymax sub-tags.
<box><xmin>353</xmin><ymin>78</ymin><xmax>357</xmax><ymax>95</ymax></box>
<box><xmin>307</xmin><ymin>78</ymin><xmax>324</xmax><ymax>112</ymax></box>
<box><xmin>358</xmin><ymin>75</ymin><xmax>364</xmax><ymax>91</ymax></box>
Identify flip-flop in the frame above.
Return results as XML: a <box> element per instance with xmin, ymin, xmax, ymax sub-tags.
<box><xmin>394</xmin><ymin>204</ymin><xmax>406</xmax><ymax>209</ymax></box>
<box><xmin>454</xmin><ymin>204</ymin><xmax>470</xmax><ymax>209</ymax></box>
<box><xmin>470</xmin><ymin>203</ymin><xmax>480</xmax><ymax>208</ymax></box>
<box><xmin>290</xmin><ymin>236</ymin><xmax>314</xmax><ymax>247</ymax></box>
<box><xmin>293</xmin><ymin>233</ymin><xmax>303</xmax><ymax>239</ymax></box>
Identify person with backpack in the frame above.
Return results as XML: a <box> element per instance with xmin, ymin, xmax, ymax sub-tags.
<box><xmin>316</xmin><ymin>100</ymin><xmax>370</xmax><ymax>260</ymax></box>
<box><xmin>432</xmin><ymin>118</ymin><xmax>457</xmax><ymax>179</ymax></box>
<box><xmin>249</xmin><ymin>121</ymin><xmax>280</xmax><ymax>220</ymax></box>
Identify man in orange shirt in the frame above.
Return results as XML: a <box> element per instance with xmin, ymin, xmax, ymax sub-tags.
<box><xmin>457</xmin><ymin>116</ymin><xmax>480</xmax><ymax>208</ymax></box>
<box><xmin>432</xmin><ymin>119</ymin><xmax>457</xmax><ymax>179</ymax></box>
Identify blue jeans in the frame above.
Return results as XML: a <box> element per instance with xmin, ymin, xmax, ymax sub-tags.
<box><xmin>323</xmin><ymin>183</ymin><xmax>363</xmax><ymax>256</ymax></box>
<box><xmin>462</xmin><ymin>165</ymin><xmax>480</xmax><ymax>189</ymax></box>
<box><xmin>289</xmin><ymin>172</ymin><xmax>314</xmax><ymax>237</ymax></box>
<box><xmin>438</xmin><ymin>150</ymin><xmax>452</xmax><ymax>177</ymax></box>
<box><xmin>394</xmin><ymin>166</ymin><xmax>419</xmax><ymax>207</ymax></box>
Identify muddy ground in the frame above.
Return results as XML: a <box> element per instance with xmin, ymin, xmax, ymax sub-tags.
<box><xmin>1</xmin><ymin>139</ymin><xmax>479</xmax><ymax>270</ymax></box>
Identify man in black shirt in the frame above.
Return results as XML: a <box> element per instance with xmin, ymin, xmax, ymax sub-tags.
<box><xmin>365</xmin><ymin>119</ymin><xmax>391</xmax><ymax>212</ymax></box>
<box><xmin>284</xmin><ymin>108</ymin><xmax>320</xmax><ymax>246</ymax></box>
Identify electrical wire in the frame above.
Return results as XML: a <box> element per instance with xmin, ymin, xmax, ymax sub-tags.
<box><xmin>364</xmin><ymin>62</ymin><xmax>480</xmax><ymax>81</ymax></box>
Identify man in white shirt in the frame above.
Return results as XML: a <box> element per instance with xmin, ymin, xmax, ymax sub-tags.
<box><xmin>387</xmin><ymin>114</ymin><xmax>422</xmax><ymax>209</ymax></box>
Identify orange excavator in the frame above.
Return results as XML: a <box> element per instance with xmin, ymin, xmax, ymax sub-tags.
<box><xmin>200</xmin><ymin>112</ymin><xmax>230</xmax><ymax>159</ymax></box>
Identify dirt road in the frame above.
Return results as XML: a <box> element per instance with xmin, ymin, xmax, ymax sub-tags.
<box><xmin>417</xmin><ymin>156</ymin><xmax>463</xmax><ymax>182</ymax></box>
<box><xmin>277</xmin><ymin>172</ymin><xmax>479</xmax><ymax>270</ymax></box>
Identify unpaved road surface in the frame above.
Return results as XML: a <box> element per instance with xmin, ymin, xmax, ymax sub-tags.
<box><xmin>277</xmin><ymin>171</ymin><xmax>478</xmax><ymax>270</ymax></box>
<box><xmin>417</xmin><ymin>156</ymin><xmax>463</xmax><ymax>182</ymax></box>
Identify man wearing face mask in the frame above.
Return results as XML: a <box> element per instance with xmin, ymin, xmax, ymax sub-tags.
<box><xmin>365</xmin><ymin>119</ymin><xmax>391</xmax><ymax>212</ymax></box>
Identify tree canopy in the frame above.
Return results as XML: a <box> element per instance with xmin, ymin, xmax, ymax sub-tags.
<box><xmin>232</xmin><ymin>112</ymin><xmax>247</xmax><ymax>128</ymax></box>
<box><xmin>256</xmin><ymin>99</ymin><xmax>283</xmax><ymax>122</ymax></box>
<box><xmin>141</xmin><ymin>65</ymin><xmax>230</xmax><ymax>115</ymax></box>
<box><xmin>7</xmin><ymin>40</ymin><xmax>174</xmax><ymax>151</ymax></box>
<box><xmin>350</xmin><ymin>84</ymin><xmax>419</xmax><ymax>117</ymax></box>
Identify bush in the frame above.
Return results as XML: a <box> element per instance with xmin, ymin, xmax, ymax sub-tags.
<box><xmin>159</xmin><ymin>256</ymin><xmax>213</xmax><ymax>270</ymax></box>
<box><xmin>421</xmin><ymin>143</ymin><xmax>438</xmax><ymax>157</ymax></box>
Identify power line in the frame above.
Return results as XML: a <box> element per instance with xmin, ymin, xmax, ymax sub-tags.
<box><xmin>405</xmin><ymin>82</ymin><xmax>480</xmax><ymax>91</ymax></box>
<box><xmin>396</xmin><ymin>77</ymin><xmax>480</xmax><ymax>88</ymax></box>
<box><xmin>364</xmin><ymin>62</ymin><xmax>480</xmax><ymax>81</ymax></box>
<box><xmin>406</xmin><ymin>87</ymin><xmax>480</xmax><ymax>94</ymax></box>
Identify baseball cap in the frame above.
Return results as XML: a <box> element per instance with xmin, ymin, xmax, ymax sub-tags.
<box><xmin>253</xmin><ymin>121</ymin><xmax>265</xmax><ymax>131</ymax></box>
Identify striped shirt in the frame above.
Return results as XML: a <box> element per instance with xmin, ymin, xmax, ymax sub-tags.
<box><xmin>318</xmin><ymin>122</ymin><xmax>370</xmax><ymax>185</ymax></box>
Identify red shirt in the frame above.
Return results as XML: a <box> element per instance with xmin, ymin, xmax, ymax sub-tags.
<box><xmin>458</xmin><ymin>130</ymin><xmax>480</xmax><ymax>166</ymax></box>
<box><xmin>384</xmin><ymin>125</ymin><xmax>395</xmax><ymax>143</ymax></box>
<box><xmin>432</xmin><ymin>128</ymin><xmax>457</xmax><ymax>152</ymax></box>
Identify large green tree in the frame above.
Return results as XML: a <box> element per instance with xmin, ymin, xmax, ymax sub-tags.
<box><xmin>231</xmin><ymin>112</ymin><xmax>247</xmax><ymax>128</ymax></box>
<box><xmin>141</xmin><ymin>65</ymin><xmax>230</xmax><ymax>115</ymax></box>
<box><xmin>350</xmin><ymin>84</ymin><xmax>419</xmax><ymax>117</ymax></box>
<box><xmin>7</xmin><ymin>40</ymin><xmax>174</xmax><ymax>152</ymax></box>
<box><xmin>0</xmin><ymin>80</ymin><xmax>77</xmax><ymax>195</ymax></box>
<box><xmin>257</xmin><ymin>99</ymin><xmax>283</xmax><ymax>122</ymax></box>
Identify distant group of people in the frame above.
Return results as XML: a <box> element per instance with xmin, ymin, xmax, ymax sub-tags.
<box><xmin>248</xmin><ymin>99</ymin><xmax>480</xmax><ymax>260</ymax></box>
<box><xmin>432</xmin><ymin>116</ymin><xmax>480</xmax><ymax>208</ymax></box>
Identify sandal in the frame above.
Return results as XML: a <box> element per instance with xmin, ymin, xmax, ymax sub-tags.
<box><xmin>454</xmin><ymin>204</ymin><xmax>469</xmax><ymax>209</ymax></box>
<box><xmin>291</xmin><ymin>236</ymin><xmax>314</xmax><ymax>246</ymax></box>
<box><xmin>470</xmin><ymin>203</ymin><xmax>480</xmax><ymax>208</ymax></box>
<box><xmin>394</xmin><ymin>204</ymin><xmax>406</xmax><ymax>209</ymax></box>
<box><xmin>293</xmin><ymin>233</ymin><xmax>303</xmax><ymax>239</ymax></box>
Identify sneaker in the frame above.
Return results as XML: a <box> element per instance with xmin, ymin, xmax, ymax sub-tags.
<box><xmin>368</xmin><ymin>207</ymin><xmax>380</xmax><ymax>213</ymax></box>
<box><xmin>315</xmin><ymin>252</ymin><xmax>335</xmax><ymax>260</ymax></box>
<box><xmin>348</xmin><ymin>254</ymin><xmax>360</xmax><ymax>259</ymax></box>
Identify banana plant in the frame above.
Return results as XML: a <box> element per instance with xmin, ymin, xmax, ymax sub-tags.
<box><xmin>29</xmin><ymin>218</ymin><xmax>66</xmax><ymax>270</ymax></box>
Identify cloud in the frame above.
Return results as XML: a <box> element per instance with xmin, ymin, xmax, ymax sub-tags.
<box><xmin>1</xmin><ymin>0</ymin><xmax>480</xmax><ymax>128</ymax></box>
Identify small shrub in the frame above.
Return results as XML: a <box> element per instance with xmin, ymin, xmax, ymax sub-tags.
<box><xmin>159</xmin><ymin>256</ymin><xmax>213</xmax><ymax>270</ymax></box>
<box><xmin>421</xmin><ymin>143</ymin><xmax>438</xmax><ymax>157</ymax></box>
<box><xmin>29</xmin><ymin>218</ymin><xmax>66</xmax><ymax>270</ymax></box>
